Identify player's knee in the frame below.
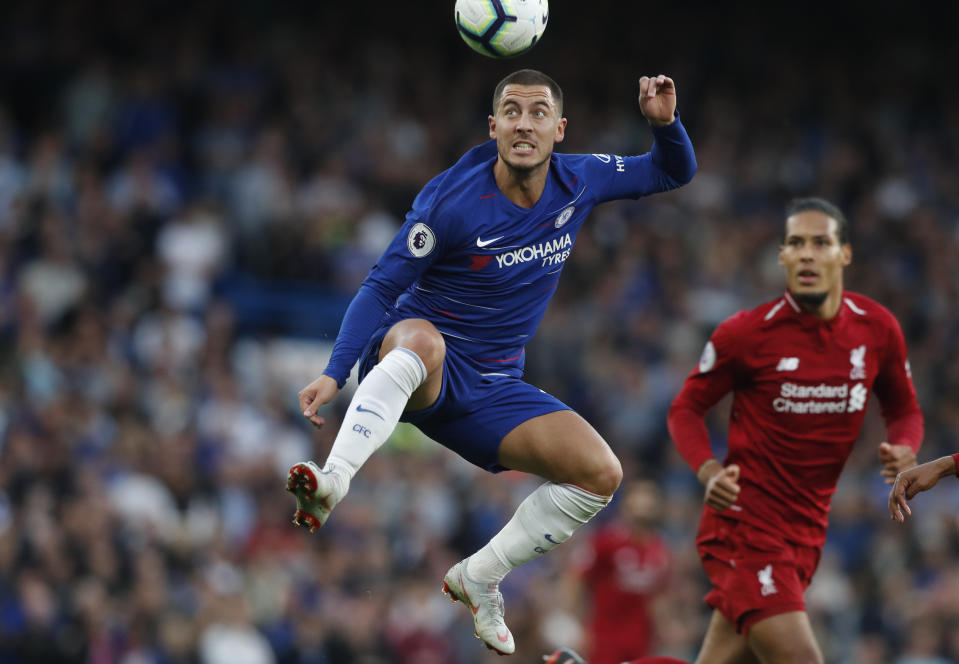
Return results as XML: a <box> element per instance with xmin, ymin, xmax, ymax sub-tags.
<box><xmin>605</xmin><ymin>455</ymin><xmax>624</xmax><ymax>495</ymax></box>
<box><xmin>587</xmin><ymin>453</ymin><xmax>622</xmax><ymax>497</ymax></box>
<box><xmin>383</xmin><ymin>321</ymin><xmax>446</xmax><ymax>371</ymax></box>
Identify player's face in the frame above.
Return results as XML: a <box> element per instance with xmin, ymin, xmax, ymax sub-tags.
<box><xmin>621</xmin><ymin>482</ymin><xmax>661</xmax><ymax>531</ymax></box>
<box><xmin>779</xmin><ymin>211</ymin><xmax>852</xmax><ymax>299</ymax></box>
<box><xmin>488</xmin><ymin>84</ymin><xmax>566</xmax><ymax>173</ymax></box>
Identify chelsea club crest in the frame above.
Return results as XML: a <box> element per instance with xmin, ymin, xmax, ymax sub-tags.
<box><xmin>554</xmin><ymin>207</ymin><xmax>575</xmax><ymax>229</ymax></box>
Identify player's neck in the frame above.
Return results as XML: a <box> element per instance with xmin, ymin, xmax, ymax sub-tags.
<box><xmin>494</xmin><ymin>159</ymin><xmax>549</xmax><ymax>208</ymax></box>
<box><xmin>794</xmin><ymin>288</ymin><xmax>844</xmax><ymax>320</ymax></box>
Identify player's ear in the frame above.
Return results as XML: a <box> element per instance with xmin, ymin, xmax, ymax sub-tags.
<box><xmin>554</xmin><ymin>117</ymin><xmax>567</xmax><ymax>143</ymax></box>
<box><xmin>489</xmin><ymin>115</ymin><xmax>496</xmax><ymax>139</ymax></box>
<box><xmin>841</xmin><ymin>243</ymin><xmax>852</xmax><ymax>266</ymax></box>
<box><xmin>777</xmin><ymin>245</ymin><xmax>785</xmax><ymax>266</ymax></box>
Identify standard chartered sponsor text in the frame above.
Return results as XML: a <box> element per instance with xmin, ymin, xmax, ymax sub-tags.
<box><xmin>773</xmin><ymin>382</ymin><xmax>867</xmax><ymax>414</ymax></box>
<box><xmin>780</xmin><ymin>382</ymin><xmax>848</xmax><ymax>399</ymax></box>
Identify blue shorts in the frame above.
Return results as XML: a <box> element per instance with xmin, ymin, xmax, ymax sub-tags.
<box><xmin>358</xmin><ymin>329</ymin><xmax>571</xmax><ymax>472</ymax></box>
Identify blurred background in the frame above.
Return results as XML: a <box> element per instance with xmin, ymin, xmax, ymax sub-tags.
<box><xmin>1</xmin><ymin>0</ymin><xmax>958</xmax><ymax>662</ymax></box>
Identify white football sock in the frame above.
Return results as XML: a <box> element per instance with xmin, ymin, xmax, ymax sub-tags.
<box><xmin>324</xmin><ymin>347</ymin><xmax>427</xmax><ymax>487</ymax></box>
<box><xmin>467</xmin><ymin>481</ymin><xmax>611</xmax><ymax>583</ymax></box>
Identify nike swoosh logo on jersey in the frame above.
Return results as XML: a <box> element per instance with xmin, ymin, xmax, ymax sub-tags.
<box><xmin>476</xmin><ymin>235</ymin><xmax>504</xmax><ymax>248</ymax></box>
<box><xmin>355</xmin><ymin>404</ymin><xmax>385</xmax><ymax>420</ymax></box>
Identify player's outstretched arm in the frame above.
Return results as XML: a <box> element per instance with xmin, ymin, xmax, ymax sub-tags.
<box><xmin>698</xmin><ymin>459</ymin><xmax>741</xmax><ymax>511</ymax></box>
<box><xmin>638</xmin><ymin>75</ymin><xmax>677</xmax><ymax>126</ymax></box>
<box><xmin>299</xmin><ymin>374</ymin><xmax>340</xmax><ymax>428</ymax></box>
<box><xmin>889</xmin><ymin>455</ymin><xmax>959</xmax><ymax>522</ymax></box>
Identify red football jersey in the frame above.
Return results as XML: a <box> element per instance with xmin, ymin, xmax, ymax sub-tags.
<box><xmin>574</xmin><ymin>524</ymin><xmax>671</xmax><ymax>659</ymax></box>
<box><xmin>668</xmin><ymin>291</ymin><xmax>923</xmax><ymax>547</ymax></box>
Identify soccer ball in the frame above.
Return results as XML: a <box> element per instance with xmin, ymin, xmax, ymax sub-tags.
<box><xmin>454</xmin><ymin>0</ymin><xmax>548</xmax><ymax>58</ymax></box>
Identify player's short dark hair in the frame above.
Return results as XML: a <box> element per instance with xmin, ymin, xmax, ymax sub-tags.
<box><xmin>784</xmin><ymin>197</ymin><xmax>850</xmax><ymax>244</ymax></box>
<box><xmin>492</xmin><ymin>69</ymin><xmax>564</xmax><ymax>116</ymax></box>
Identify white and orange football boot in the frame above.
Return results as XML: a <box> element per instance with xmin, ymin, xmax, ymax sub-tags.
<box><xmin>442</xmin><ymin>559</ymin><xmax>515</xmax><ymax>656</ymax></box>
<box><xmin>285</xmin><ymin>461</ymin><xmax>346</xmax><ymax>533</ymax></box>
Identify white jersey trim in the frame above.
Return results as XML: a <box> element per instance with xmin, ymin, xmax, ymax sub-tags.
<box><xmin>783</xmin><ymin>291</ymin><xmax>802</xmax><ymax>312</ymax></box>
<box><xmin>545</xmin><ymin>185</ymin><xmax>587</xmax><ymax>216</ymax></box>
<box><xmin>417</xmin><ymin>288</ymin><xmax>502</xmax><ymax>311</ymax></box>
<box><xmin>439</xmin><ymin>331</ymin><xmax>482</xmax><ymax>343</ymax></box>
<box><xmin>764</xmin><ymin>299</ymin><xmax>788</xmax><ymax>321</ymax></box>
<box><xmin>844</xmin><ymin>297</ymin><xmax>867</xmax><ymax>315</ymax></box>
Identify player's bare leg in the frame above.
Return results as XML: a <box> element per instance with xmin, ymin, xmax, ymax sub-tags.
<box><xmin>288</xmin><ymin>319</ymin><xmax>443</xmax><ymax>531</ymax></box>
<box><xmin>747</xmin><ymin>612</ymin><xmax>823</xmax><ymax>664</ymax></box>
<box><xmin>694</xmin><ymin>610</ymin><xmax>759</xmax><ymax>664</ymax></box>
<box><xmin>497</xmin><ymin>410</ymin><xmax>622</xmax><ymax>494</ymax></box>
<box><xmin>443</xmin><ymin>410</ymin><xmax>621</xmax><ymax>655</ymax></box>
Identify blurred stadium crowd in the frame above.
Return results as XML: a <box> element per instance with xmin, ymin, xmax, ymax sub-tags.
<box><xmin>1</xmin><ymin>1</ymin><xmax>959</xmax><ymax>662</ymax></box>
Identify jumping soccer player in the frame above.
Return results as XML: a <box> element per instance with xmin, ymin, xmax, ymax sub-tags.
<box><xmin>285</xmin><ymin>69</ymin><xmax>696</xmax><ymax>655</ymax></box>
<box><xmin>667</xmin><ymin>198</ymin><xmax>923</xmax><ymax>664</ymax></box>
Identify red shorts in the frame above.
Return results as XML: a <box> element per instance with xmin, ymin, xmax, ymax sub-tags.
<box><xmin>696</xmin><ymin>509</ymin><xmax>821</xmax><ymax>635</ymax></box>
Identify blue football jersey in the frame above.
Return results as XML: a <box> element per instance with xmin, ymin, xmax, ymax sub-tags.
<box><xmin>323</xmin><ymin>119</ymin><xmax>695</xmax><ymax>385</ymax></box>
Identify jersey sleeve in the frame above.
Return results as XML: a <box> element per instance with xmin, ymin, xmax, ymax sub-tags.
<box><xmin>667</xmin><ymin>314</ymin><xmax>744</xmax><ymax>473</ymax></box>
<box><xmin>322</xmin><ymin>210</ymin><xmax>452</xmax><ymax>386</ymax></box>
<box><xmin>873</xmin><ymin>312</ymin><xmax>923</xmax><ymax>452</ymax></box>
<box><xmin>585</xmin><ymin>115</ymin><xmax>696</xmax><ymax>204</ymax></box>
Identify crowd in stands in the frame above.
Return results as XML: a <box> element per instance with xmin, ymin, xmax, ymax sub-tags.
<box><xmin>1</xmin><ymin>1</ymin><xmax>958</xmax><ymax>662</ymax></box>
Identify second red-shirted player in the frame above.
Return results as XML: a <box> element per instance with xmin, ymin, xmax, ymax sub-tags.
<box><xmin>666</xmin><ymin>197</ymin><xmax>923</xmax><ymax>664</ymax></box>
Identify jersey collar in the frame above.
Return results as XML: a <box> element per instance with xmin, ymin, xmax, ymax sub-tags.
<box><xmin>784</xmin><ymin>289</ymin><xmax>849</xmax><ymax>326</ymax></box>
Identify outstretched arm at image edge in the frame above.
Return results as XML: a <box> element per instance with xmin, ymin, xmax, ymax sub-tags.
<box><xmin>889</xmin><ymin>454</ymin><xmax>959</xmax><ymax>522</ymax></box>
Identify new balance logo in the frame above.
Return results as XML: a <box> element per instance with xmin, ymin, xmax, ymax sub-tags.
<box><xmin>776</xmin><ymin>357</ymin><xmax>799</xmax><ymax>372</ymax></box>
<box><xmin>758</xmin><ymin>564</ymin><xmax>777</xmax><ymax>596</ymax></box>
<box><xmin>476</xmin><ymin>235</ymin><xmax>504</xmax><ymax>248</ymax></box>
<box><xmin>356</xmin><ymin>404</ymin><xmax>385</xmax><ymax>420</ymax></box>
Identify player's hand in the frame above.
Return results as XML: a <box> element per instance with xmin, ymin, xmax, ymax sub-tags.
<box><xmin>638</xmin><ymin>75</ymin><xmax>677</xmax><ymax>127</ymax></box>
<box><xmin>698</xmin><ymin>460</ymin><xmax>741</xmax><ymax>511</ymax></box>
<box><xmin>879</xmin><ymin>442</ymin><xmax>917</xmax><ymax>484</ymax></box>
<box><xmin>299</xmin><ymin>375</ymin><xmax>339</xmax><ymax>428</ymax></box>
<box><xmin>888</xmin><ymin>456</ymin><xmax>956</xmax><ymax>522</ymax></box>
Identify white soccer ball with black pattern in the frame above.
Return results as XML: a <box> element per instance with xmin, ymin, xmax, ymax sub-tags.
<box><xmin>454</xmin><ymin>0</ymin><xmax>548</xmax><ymax>58</ymax></box>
